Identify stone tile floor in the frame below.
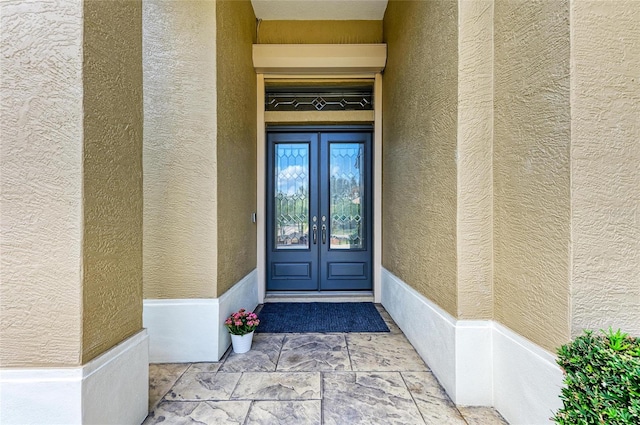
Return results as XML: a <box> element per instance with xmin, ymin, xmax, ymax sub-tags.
<box><xmin>144</xmin><ymin>305</ymin><xmax>508</xmax><ymax>424</ymax></box>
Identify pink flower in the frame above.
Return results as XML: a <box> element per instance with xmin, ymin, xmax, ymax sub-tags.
<box><xmin>225</xmin><ymin>308</ymin><xmax>259</xmax><ymax>334</ymax></box>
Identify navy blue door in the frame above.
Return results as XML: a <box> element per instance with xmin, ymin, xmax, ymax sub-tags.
<box><xmin>266</xmin><ymin>130</ymin><xmax>373</xmax><ymax>291</ymax></box>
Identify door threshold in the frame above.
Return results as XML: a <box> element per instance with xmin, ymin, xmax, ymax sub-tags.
<box><xmin>264</xmin><ymin>291</ymin><xmax>374</xmax><ymax>303</ymax></box>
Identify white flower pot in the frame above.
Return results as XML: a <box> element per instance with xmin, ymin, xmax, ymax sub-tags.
<box><xmin>230</xmin><ymin>331</ymin><xmax>254</xmax><ymax>354</ymax></box>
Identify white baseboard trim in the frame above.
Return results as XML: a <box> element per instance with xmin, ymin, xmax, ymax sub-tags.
<box><xmin>0</xmin><ymin>330</ymin><xmax>149</xmax><ymax>425</ymax></box>
<box><xmin>143</xmin><ymin>298</ymin><xmax>219</xmax><ymax>363</ymax></box>
<box><xmin>381</xmin><ymin>268</ymin><xmax>457</xmax><ymax>397</ymax></box>
<box><xmin>216</xmin><ymin>269</ymin><xmax>259</xmax><ymax>359</ymax></box>
<box><xmin>493</xmin><ymin>322</ymin><xmax>564</xmax><ymax>425</ymax></box>
<box><xmin>455</xmin><ymin>320</ymin><xmax>494</xmax><ymax>406</ymax></box>
<box><xmin>381</xmin><ymin>267</ymin><xmax>563</xmax><ymax>424</ymax></box>
<box><xmin>144</xmin><ymin>269</ymin><xmax>258</xmax><ymax>363</ymax></box>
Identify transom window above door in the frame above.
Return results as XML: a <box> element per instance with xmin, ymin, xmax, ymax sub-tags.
<box><xmin>265</xmin><ymin>84</ymin><xmax>374</xmax><ymax>112</ymax></box>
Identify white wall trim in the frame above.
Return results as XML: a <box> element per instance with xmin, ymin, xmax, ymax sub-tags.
<box><xmin>373</xmin><ymin>73</ymin><xmax>383</xmax><ymax>303</ymax></box>
<box><xmin>144</xmin><ymin>298</ymin><xmax>219</xmax><ymax>363</ymax></box>
<box><xmin>493</xmin><ymin>322</ymin><xmax>564</xmax><ymax>425</ymax></box>
<box><xmin>0</xmin><ymin>330</ymin><xmax>149</xmax><ymax>425</ymax></box>
<box><xmin>257</xmin><ymin>73</ymin><xmax>266</xmax><ymax>304</ymax></box>
<box><xmin>144</xmin><ymin>269</ymin><xmax>259</xmax><ymax>363</ymax></box>
<box><xmin>381</xmin><ymin>267</ymin><xmax>564</xmax><ymax>424</ymax></box>
<box><xmin>253</xmin><ymin>44</ymin><xmax>387</xmax><ymax>74</ymax></box>
<box><xmin>264</xmin><ymin>110</ymin><xmax>374</xmax><ymax>123</ymax></box>
<box><xmin>381</xmin><ymin>267</ymin><xmax>457</xmax><ymax>396</ymax></box>
<box><xmin>455</xmin><ymin>320</ymin><xmax>494</xmax><ymax>406</ymax></box>
<box><xmin>215</xmin><ymin>269</ymin><xmax>260</xmax><ymax>359</ymax></box>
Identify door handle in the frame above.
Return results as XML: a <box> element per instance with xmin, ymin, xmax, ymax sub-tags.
<box><xmin>321</xmin><ymin>224</ymin><xmax>327</xmax><ymax>244</ymax></box>
<box><xmin>312</xmin><ymin>224</ymin><xmax>317</xmax><ymax>244</ymax></box>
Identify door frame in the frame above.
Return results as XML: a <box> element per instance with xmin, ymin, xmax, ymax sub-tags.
<box><xmin>255</xmin><ymin>73</ymin><xmax>383</xmax><ymax>303</ymax></box>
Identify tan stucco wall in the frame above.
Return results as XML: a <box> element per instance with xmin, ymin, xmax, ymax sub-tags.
<box><xmin>257</xmin><ymin>20</ymin><xmax>382</xmax><ymax>44</ymax></box>
<box><xmin>0</xmin><ymin>0</ymin><xmax>84</xmax><ymax>367</ymax></box>
<box><xmin>143</xmin><ymin>0</ymin><xmax>218</xmax><ymax>299</ymax></box>
<box><xmin>216</xmin><ymin>0</ymin><xmax>257</xmax><ymax>296</ymax></box>
<box><xmin>1</xmin><ymin>0</ymin><xmax>143</xmax><ymax>366</ymax></box>
<box><xmin>570</xmin><ymin>1</ymin><xmax>640</xmax><ymax>337</ymax></box>
<box><xmin>382</xmin><ymin>0</ymin><xmax>459</xmax><ymax>317</ymax></box>
<box><xmin>81</xmin><ymin>0</ymin><xmax>143</xmax><ymax>363</ymax></box>
<box><xmin>494</xmin><ymin>0</ymin><xmax>571</xmax><ymax>351</ymax></box>
<box><xmin>456</xmin><ymin>0</ymin><xmax>494</xmax><ymax>319</ymax></box>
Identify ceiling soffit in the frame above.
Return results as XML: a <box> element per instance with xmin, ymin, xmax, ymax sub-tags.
<box><xmin>251</xmin><ymin>0</ymin><xmax>388</xmax><ymax>20</ymax></box>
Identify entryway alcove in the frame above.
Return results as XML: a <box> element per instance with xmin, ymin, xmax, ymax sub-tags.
<box><xmin>252</xmin><ymin>44</ymin><xmax>387</xmax><ymax>303</ymax></box>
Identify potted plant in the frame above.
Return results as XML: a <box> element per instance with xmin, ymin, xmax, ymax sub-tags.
<box><xmin>224</xmin><ymin>308</ymin><xmax>260</xmax><ymax>354</ymax></box>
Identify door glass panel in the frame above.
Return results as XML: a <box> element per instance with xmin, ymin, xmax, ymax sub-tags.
<box><xmin>329</xmin><ymin>143</ymin><xmax>364</xmax><ymax>250</ymax></box>
<box><xmin>274</xmin><ymin>143</ymin><xmax>309</xmax><ymax>249</ymax></box>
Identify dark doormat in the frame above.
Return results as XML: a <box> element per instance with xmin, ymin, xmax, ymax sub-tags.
<box><xmin>255</xmin><ymin>302</ymin><xmax>390</xmax><ymax>333</ymax></box>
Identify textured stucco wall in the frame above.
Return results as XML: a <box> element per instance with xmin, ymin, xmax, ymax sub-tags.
<box><xmin>494</xmin><ymin>0</ymin><xmax>571</xmax><ymax>351</ymax></box>
<box><xmin>382</xmin><ymin>0</ymin><xmax>459</xmax><ymax>317</ymax></box>
<box><xmin>456</xmin><ymin>0</ymin><xmax>493</xmax><ymax>319</ymax></box>
<box><xmin>570</xmin><ymin>1</ymin><xmax>640</xmax><ymax>337</ymax></box>
<box><xmin>257</xmin><ymin>20</ymin><xmax>382</xmax><ymax>44</ymax></box>
<box><xmin>143</xmin><ymin>0</ymin><xmax>218</xmax><ymax>299</ymax></box>
<box><xmin>216</xmin><ymin>0</ymin><xmax>257</xmax><ymax>296</ymax></box>
<box><xmin>0</xmin><ymin>0</ymin><xmax>84</xmax><ymax>367</ymax></box>
<box><xmin>82</xmin><ymin>0</ymin><xmax>143</xmax><ymax>362</ymax></box>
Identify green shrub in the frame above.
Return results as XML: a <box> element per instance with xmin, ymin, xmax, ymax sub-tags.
<box><xmin>554</xmin><ymin>328</ymin><xmax>640</xmax><ymax>424</ymax></box>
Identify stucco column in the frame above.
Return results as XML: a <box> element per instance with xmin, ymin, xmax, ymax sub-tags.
<box><xmin>0</xmin><ymin>1</ymin><xmax>146</xmax><ymax>423</ymax></box>
<box><xmin>142</xmin><ymin>0</ymin><xmax>258</xmax><ymax>363</ymax></box>
<box><xmin>493</xmin><ymin>0</ymin><xmax>572</xmax><ymax>353</ymax></box>
<box><xmin>142</xmin><ymin>0</ymin><xmax>219</xmax><ymax>301</ymax></box>
<box><xmin>570</xmin><ymin>0</ymin><xmax>640</xmax><ymax>337</ymax></box>
<box><xmin>1</xmin><ymin>0</ymin><xmax>85</xmax><ymax>369</ymax></box>
<box><xmin>456</xmin><ymin>0</ymin><xmax>494</xmax><ymax>320</ymax></box>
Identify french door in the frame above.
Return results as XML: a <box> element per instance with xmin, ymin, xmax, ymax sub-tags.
<box><xmin>266</xmin><ymin>129</ymin><xmax>373</xmax><ymax>291</ymax></box>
